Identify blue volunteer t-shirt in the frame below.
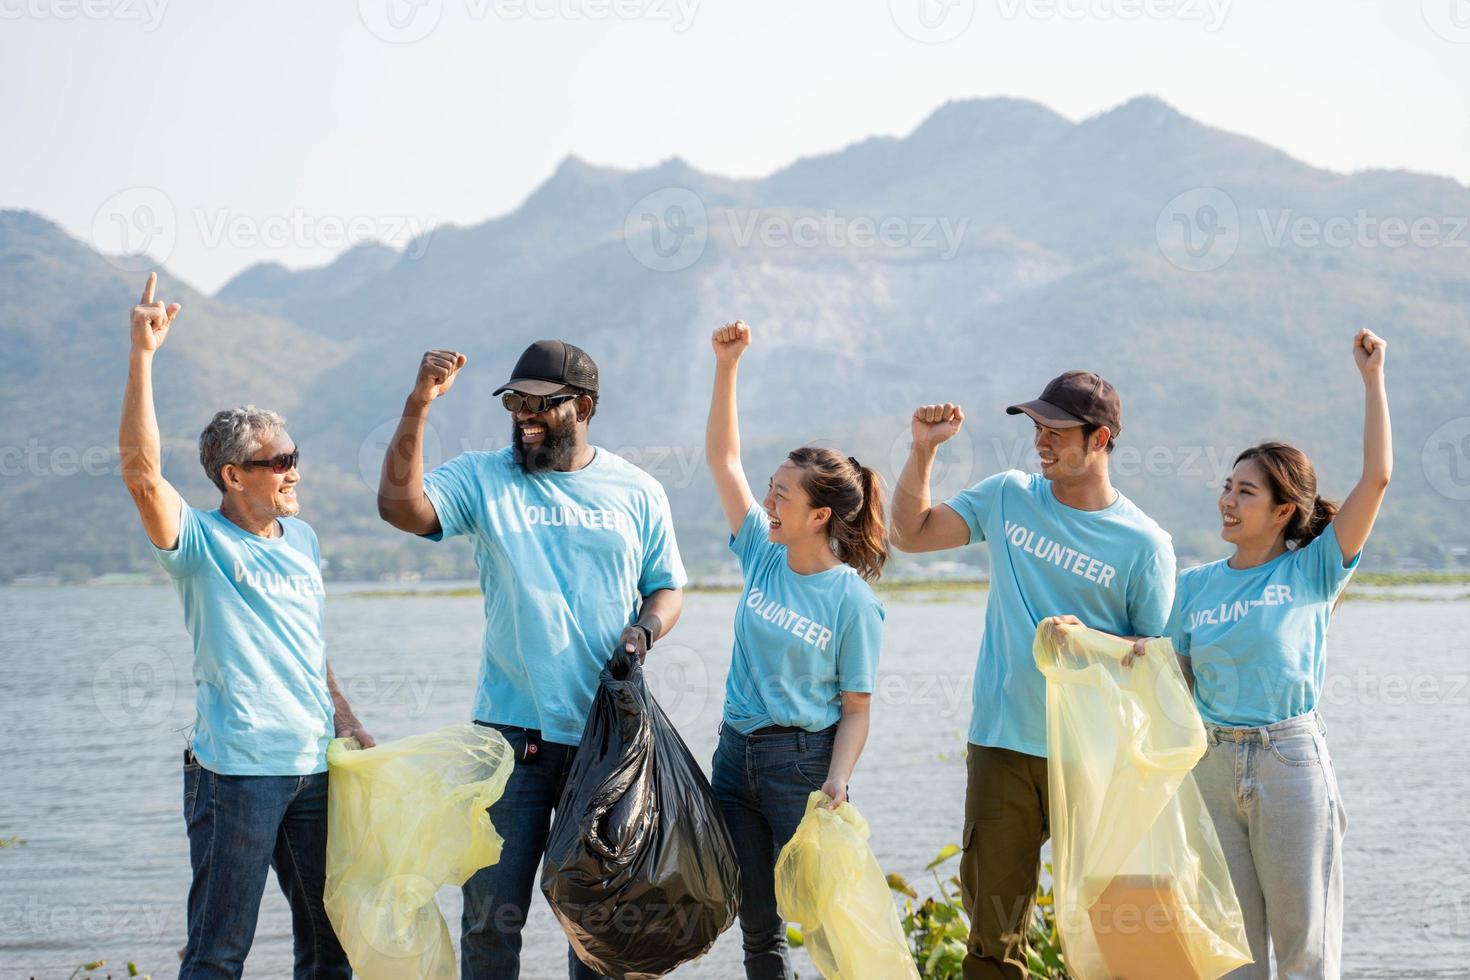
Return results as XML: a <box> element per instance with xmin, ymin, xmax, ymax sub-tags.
<box><xmin>723</xmin><ymin>503</ymin><xmax>884</xmax><ymax>734</ymax></box>
<box><xmin>1165</xmin><ymin>523</ymin><xmax>1359</xmax><ymax>728</ymax></box>
<box><xmin>423</xmin><ymin>446</ymin><xmax>687</xmax><ymax>745</ymax></box>
<box><xmin>152</xmin><ymin>502</ymin><xmax>335</xmax><ymax>776</ymax></box>
<box><xmin>944</xmin><ymin>470</ymin><xmax>1176</xmax><ymax>757</ymax></box>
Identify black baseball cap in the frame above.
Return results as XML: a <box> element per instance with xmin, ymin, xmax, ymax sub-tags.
<box><xmin>492</xmin><ymin>340</ymin><xmax>599</xmax><ymax>397</ymax></box>
<box><xmin>1006</xmin><ymin>370</ymin><xmax>1123</xmax><ymax>436</ymax></box>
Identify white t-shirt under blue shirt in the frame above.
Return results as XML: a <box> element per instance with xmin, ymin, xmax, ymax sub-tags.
<box><xmin>723</xmin><ymin>503</ymin><xmax>884</xmax><ymax>734</ymax></box>
<box><xmin>944</xmin><ymin>470</ymin><xmax>1176</xmax><ymax>757</ymax></box>
<box><xmin>152</xmin><ymin>502</ymin><xmax>335</xmax><ymax>776</ymax></box>
<box><xmin>422</xmin><ymin>446</ymin><xmax>687</xmax><ymax>745</ymax></box>
<box><xmin>1165</xmin><ymin>522</ymin><xmax>1359</xmax><ymax>728</ymax></box>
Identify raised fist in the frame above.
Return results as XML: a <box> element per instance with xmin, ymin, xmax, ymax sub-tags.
<box><xmin>911</xmin><ymin>403</ymin><xmax>965</xmax><ymax>451</ymax></box>
<box><xmin>712</xmin><ymin>320</ymin><xmax>751</xmax><ymax>364</ymax></box>
<box><xmin>413</xmin><ymin>349</ymin><xmax>468</xmax><ymax>403</ymax></box>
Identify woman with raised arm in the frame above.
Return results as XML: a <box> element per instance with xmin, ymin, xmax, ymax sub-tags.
<box><xmin>1059</xmin><ymin>329</ymin><xmax>1391</xmax><ymax>979</ymax></box>
<box><xmin>705</xmin><ymin>319</ymin><xmax>888</xmax><ymax>980</ymax></box>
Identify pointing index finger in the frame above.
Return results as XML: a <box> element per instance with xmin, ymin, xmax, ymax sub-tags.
<box><xmin>141</xmin><ymin>272</ymin><xmax>156</xmax><ymax>305</ymax></box>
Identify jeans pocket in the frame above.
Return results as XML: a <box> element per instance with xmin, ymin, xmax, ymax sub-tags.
<box><xmin>1268</xmin><ymin>731</ymin><xmax>1321</xmax><ymax>767</ymax></box>
<box><xmin>789</xmin><ymin>757</ymin><xmax>829</xmax><ymax>792</ymax></box>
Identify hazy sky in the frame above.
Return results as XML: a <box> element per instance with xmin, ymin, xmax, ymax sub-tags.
<box><xmin>3</xmin><ymin>0</ymin><xmax>1466</xmax><ymax>292</ymax></box>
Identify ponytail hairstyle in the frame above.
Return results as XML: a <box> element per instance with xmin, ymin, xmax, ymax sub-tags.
<box><xmin>786</xmin><ymin>446</ymin><xmax>888</xmax><ymax>582</ymax></box>
<box><xmin>1233</xmin><ymin>442</ymin><xmax>1338</xmax><ymax>549</ymax></box>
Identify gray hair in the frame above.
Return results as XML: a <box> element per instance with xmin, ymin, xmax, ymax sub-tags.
<box><xmin>199</xmin><ymin>406</ymin><xmax>286</xmax><ymax>492</ymax></box>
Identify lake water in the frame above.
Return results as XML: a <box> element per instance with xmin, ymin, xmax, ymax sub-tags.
<box><xmin>2</xmin><ymin>584</ymin><xmax>1466</xmax><ymax>979</ymax></box>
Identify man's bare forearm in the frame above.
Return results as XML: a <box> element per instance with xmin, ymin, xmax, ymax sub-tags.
<box><xmin>377</xmin><ymin>395</ymin><xmax>437</xmax><ymax>531</ymax></box>
<box><xmin>119</xmin><ymin>349</ymin><xmax>164</xmax><ymax>491</ymax></box>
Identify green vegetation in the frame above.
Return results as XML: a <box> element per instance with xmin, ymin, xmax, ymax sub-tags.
<box><xmin>65</xmin><ymin>963</ymin><xmax>149</xmax><ymax>980</ymax></box>
<box><xmin>790</xmin><ymin>846</ymin><xmax>1070</xmax><ymax>978</ymax></box>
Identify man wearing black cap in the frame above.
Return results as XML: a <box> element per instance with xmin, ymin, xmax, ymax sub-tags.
<box><xmin>890</xmin><ymin>371</ymin><xmax>1176</xmax><ymax>980</ymax></box>
<box><xmin>377</xmin><ymin>341</ymin><xmax>687</xmax><ymax>979</ymax></box>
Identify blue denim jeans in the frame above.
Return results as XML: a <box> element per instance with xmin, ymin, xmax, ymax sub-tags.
<box><xmin>460</xmin><ymin>723</ymin><xmax>611</xmax><ymax>980</ymax></box>
<box><xmin>178</xmin><ymin>757</ymin><xmax>349</xmax><ymax>980</ymax></box>
<box><xmin>711</xmin><ymin>723</ymin><xmax>838</xmax><ymax>980</ymax></box>
<box><xmin>1193</xmin><ymin>711</ymin><xmax>1348</xmax><ymax>980</ymax></box>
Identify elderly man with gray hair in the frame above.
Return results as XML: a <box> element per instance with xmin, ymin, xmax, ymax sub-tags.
<box><xmin>119</xmin><ymin>273</ymin><xmax>368</xmax><ymax>979</ymax></box>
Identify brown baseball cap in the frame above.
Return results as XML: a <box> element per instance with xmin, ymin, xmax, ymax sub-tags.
<box><xmin>1006</xmin><ymin>370</ymin><xmax>1123</xmax><ymax>436</ymax></box>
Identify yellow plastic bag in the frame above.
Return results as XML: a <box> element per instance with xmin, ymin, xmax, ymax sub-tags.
<box><xmin>325</xmin><ymin>723</ymin><xmax>515</xmax><ymax>980</ymax></box>
<box><xmin>1033</xmin><ymin>622</ymin><xmax>1252</xmax><ymax>980</ymax></box>
<box><xmin>775</xmin><ymin>791</ymin><xmax>920</xmax><ymax>980</ymax></box>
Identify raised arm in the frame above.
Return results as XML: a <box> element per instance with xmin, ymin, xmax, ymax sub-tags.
<box><xmin>377</xmin><ymin>349</ymin><xmax>467</xmax><ymax>535</ymax></box>
<box><xmin>119</xmin><ymin>272</ymin><xmax>185</xmax><ymax>549</ymax></box>
<box><xmin>705</xmin><ymin>321</ymin><xmax>757</xmax><ymax>536</ymax></box>
<box><xmin>888</xmin><ymin>404</ymin><xmax>973</xmax><ymax>553</ymax></box>
<box><xmin>1333</xmin><ymin>329</ymin><xmax>1391</xmax><ymax>562</ymax></box>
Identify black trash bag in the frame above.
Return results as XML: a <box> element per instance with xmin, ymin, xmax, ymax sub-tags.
<box><xmin>541</xmin><ymin>647</ymin><xmax>740</xmax><ymax>979</ymax></box>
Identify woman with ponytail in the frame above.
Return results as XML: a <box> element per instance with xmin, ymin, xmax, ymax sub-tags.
<box><xmin>705</xmin><ymin>319</ymin><xmax>887</xmax><ymax>979</ymax></box>
<box><xmin>1095</xmin><ymin>329</ymin><xmax>1391</xmax><ymax>978</ymax></box>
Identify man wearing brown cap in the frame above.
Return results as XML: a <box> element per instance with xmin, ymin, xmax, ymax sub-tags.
<box><xmin>377</xmin><ymin>341</ymin><xmax>687</xmax><ymax>979</ymax></box>
<box><xmin>890</xmin><ymin>371</ymin><xmax>1176</xmax><ymax>979</ymax></box>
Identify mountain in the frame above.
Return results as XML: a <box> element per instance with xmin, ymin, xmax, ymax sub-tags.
<box><xmin>3</xmin><ymin>95</ymin><xmax>1468</xmax><ymax>582</ymax></box>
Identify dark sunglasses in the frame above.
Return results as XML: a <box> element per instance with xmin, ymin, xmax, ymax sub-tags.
<box><xmin>238</xmin><ymin>449</ymin><xmax>300</xmax><ymax>474</ymax></box>
<box><xmin>502</xmin><ymin>392</ymin><xmax>577</xmax><ymax>415</ymax></box>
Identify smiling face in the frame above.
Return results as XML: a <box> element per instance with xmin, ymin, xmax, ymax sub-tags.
<box><xmin>1033</xmin><ymin>422</ymin><xmax>1096</xmax><ymax>480</ymax></box>
<box><xmin>510</xmin><ymin>392</ymin><xmax>584</xmax><ymax>472</ymax></box>
<box><xmin>1219</xmin><ymin>457</ymin><xmax>1292</xmax><ymax>546</ymax></box>
<box><xmin>226</xmin><ymin>429</ymin><xmax>300</xmax><ymax>519</ymax></box>
<box><xmin>762</xmin><ymin>460</ymin><xmax>829</xmax><ymax>545</ymax></box>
